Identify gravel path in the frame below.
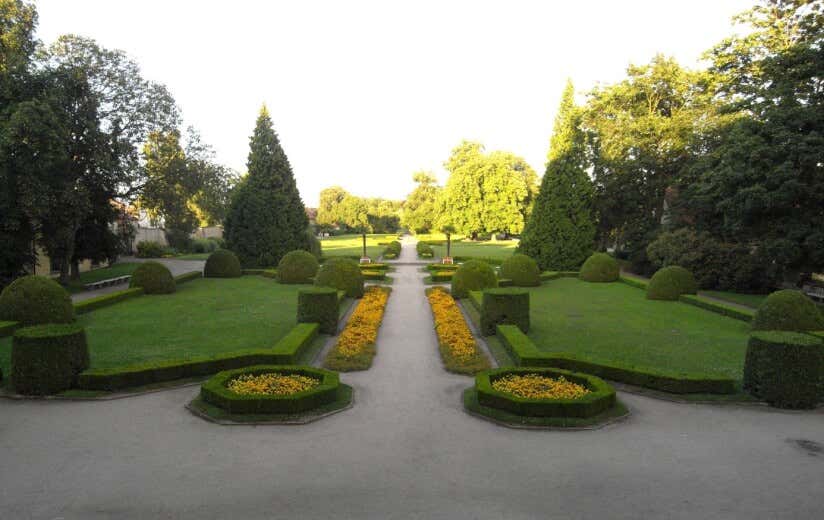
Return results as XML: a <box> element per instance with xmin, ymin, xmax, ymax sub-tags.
<box><xmin>2</xmin><ymin>238</ymin><xmax>822</xmax><ymax>519</ymax></box>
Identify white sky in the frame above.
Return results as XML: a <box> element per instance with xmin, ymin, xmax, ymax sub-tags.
<box><xmin>35</xmin><ymin>0</ymin><xmax>752</xmax><ymax>207</ymax></box>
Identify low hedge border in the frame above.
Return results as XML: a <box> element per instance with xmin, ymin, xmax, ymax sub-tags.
<box><xmin>495</xmin><ymin>324</ymin><xmax>737</xmax><ymax>395</ymax></box>
<box><xmin>539</xmin><ymin>271</ymin><xmax>579</xmax><ymax>282</ymax></box>
<box><xmin>430</xmin><ymin>271</ymin><xmax>453</xmax><ymax>283</ymax></box>
<box><xmin>0</xmin><ymin>320</ymin><xmax>20</xmax><ymax>338</ymax></box>
<box><xmin>361</xmin><ymin>270</ymin><xmax>386</xmax><ymax>281</ymax></box>
<box><xmin>619</xmin><ymin>275</ymin><xmax>649</xmax><ymax>290</ymax></box>
<box><xmin>74</xmin><ymin>287</ymin><xmax>144</xmax><ymax>315</ymax></box>
<box><xmin>468</xmin><ymin>291</ymin><xmax>483</xmax><ymax>312</ymax></box>
<box><xmin>678</xmin><ymin>294</ymin><xmax>754</xmax><ymax>322</ymax></box>
<box><xmin>360</xmin><ymin>263</ymin><xmax>390</xmax><ymax>271</ymax></box>
<box><xmin>242</xmin><ymin>268</ymin><xmax>279</xmax><ymax>278</ymax></box>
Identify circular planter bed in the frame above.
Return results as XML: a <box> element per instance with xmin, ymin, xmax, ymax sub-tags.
<box><xmin>464</xmin><ymin>367</ymin><xmax>628</xmax><ymax>429</ymax></box>
<box><xmin>188</xmin><ymin>365</ymin><xmax>352</xmax><ymax>424</ymax></box>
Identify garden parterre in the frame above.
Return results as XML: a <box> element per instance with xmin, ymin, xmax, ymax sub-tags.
<box><xmin>324</xmin><ymin>286</ymin><xmax>391</xmax><ymax>371</ymax></box>
<box><xmin>427</xmin><ymin>287</ymin><xmax>490</xmax><ymax>374</ymax></box>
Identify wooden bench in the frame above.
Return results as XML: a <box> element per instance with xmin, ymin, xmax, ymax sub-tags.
<box><xmin>84</xmin><ymin>275</ymin><xmax>132</xmax><ymax>291</ymax></box>
<box><xmin>802</xmin><ymin>284</ymin><xmax>824</xmax><ymax>302</ymax></box>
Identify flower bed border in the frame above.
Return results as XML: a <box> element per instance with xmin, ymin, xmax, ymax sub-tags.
<box><xmin>323</xmin><ymin>286</ymin><xmax>391</xmax><ymax>371</ymax></box>
<box><xmin>426</xmin><ymin>287</ymin><xmax>490</xmax><ymax>374</ymax></box>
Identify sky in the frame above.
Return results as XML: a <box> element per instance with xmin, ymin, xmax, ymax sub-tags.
<box><xmin>35</xmin><ymin>0</ymin><xmax>753</xmax><ymax>207</ymax></box>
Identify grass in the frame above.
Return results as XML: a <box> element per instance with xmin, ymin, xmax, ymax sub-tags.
<box><xmin>526</xmin><ymin>278</ymin><xmax>751</xmax><ymax>381</ymax></box>
<box><xmin>427</xmin><ymin>238</ymin><xmax>519</xmax><ymax>262</ymax></box>
<box><xmin>65</xmin><ymin>263</ymin><xmax>140</xmax><ymax>293</ymax></box>
<box><xmin>701</xmin><ymin>290</ymin><xmax>767</xmax><ymax>309</ymax></box>
<box><xmin>175</xmin><ymin>252</ymin><xmax>211</xmax><ymax>260</ymax></box>
<box><xmin>320</xmin><ymin>234</ymin><xmax>399</xmax><ymax>260</ymax></box>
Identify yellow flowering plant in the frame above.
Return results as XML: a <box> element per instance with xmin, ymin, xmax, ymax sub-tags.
<box><xmin>324</xmin><ymin>286</ymin><xmax>391</xmax><ymax>371</ymax></box>
<box><xmin>227</xmin><ymin>372</ymin><xmax>320</xmax><ymax>396</ymax></box>
<box><xmin>427</xmin><ymin>287</ymin><xmax>490</xmax><ymax>374</ymax></box>
<box><xmin>492</xmin><ymin>373</ymin><xmax>591</xmax><ymax>400</ymax></box>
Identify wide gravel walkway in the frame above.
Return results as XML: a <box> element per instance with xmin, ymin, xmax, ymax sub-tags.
<box><xmin>1</xmin><ymin>238</ymin><xmax>822</xmax><ymax>519</ymax></box>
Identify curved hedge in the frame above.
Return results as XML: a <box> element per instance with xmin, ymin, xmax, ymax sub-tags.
<box><xmin>277</xmin><ymin>250</ymin><xmax>319</xmax><ymax>284</ymax></box>
<box><xmin>0</xmin><ymin>275</ymin><xmax>74</xmax><ymax>326</ymax></box>
<box><xmin>451</xmin><ymin>260</ymin><xmax>498</xmax><ymax>298</ymax></box>
<box><xmin>579</xmin><ymin>253</ymin><xmax>619</xmax><ymax>283</ymax></box>
<box><xmin>129</xmin><ymin>261</ymin><xmax>176</xmax><ymax>294</ymax></box>
<box><xmin>11</xmin><ymin>323</ymin><xmax>90</xmax><ymax>395</ymax></box>
<box><xmin>314</xmin><ymin>257</ymin><xmax>364</xmax><ymax>298</ymax></box>
<box><xmin>205</xmin><ymin>249</ymin><xmax>242</xmax><ymax>278</ymax></box>
<box><xmin>743</xmin><ymin>331</ymin><xmax>823</xmax><ymax>409</ymax></box>
<box><xmin>646</xmin><ymin>265</ymin><xmax>697</xmax><ymax>301</ymax></box>
<box><xmin>751</xmin><ymin>290</ymin><xmax>824</xmax><ymax>332</ymax></box>
<box><xmin>499</xmin><ymin>254</ymin><xmax>540</xmax><ymax>287</ymax></box>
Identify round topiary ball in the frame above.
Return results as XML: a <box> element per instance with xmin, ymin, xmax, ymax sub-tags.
<box><xmin>0</xmin><ymin>275</ymin><xmax>74</xmax><ymax>326</ymax></box>
<box><xmin>579</xmin><ymin>253</ymin><xmax>619</xmax><ymax>283</ymax></box>
<box><xmin>752</xmin><ymin>290</ymin><xmax>824</xmax><ymax>332</ymax></box>
<box><xmin>499</xmin><ymin>254</ymin><xmax>540</xmax><ymax>287</ymax></box>
<box><xmin>129</xmin><ymin>261</ymin><xmax>176</xmax><ymax>294</ymax></box>
<box><xmin>646</xmin><ymin>265</ymin><xmax>698</xmax><ymax>301</ymax></box>
<box><xmin>451</xmin><ymin>260</ymin><xmax>498</xmax><ymax>298</ymax></box>
<box><xmin>205</xmin><ymin>249</ymin><xmax>242</xmax><ymax>278</ymax></box>
<box><xmin>314</xmin><ymin>257</ymin><xmax>364</xmax><ymax>298</ymax></box>
<box><xmin>277</xmin><ymin>250</ymin><xmax>319</xmax><ymax>284</ymax></box>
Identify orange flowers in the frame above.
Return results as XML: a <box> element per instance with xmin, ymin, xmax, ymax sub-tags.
<box><xmin>427</xmin><ymin>287</ymin><xmax>490</xmax><ymax>374</ymax></box>
<box><xmin>227</xmin><ymin>373</ymin><xmax>319</xmax><ymax>396</ymax></box>
<box><xmin>492</xmin><ymin>373</ymin><xmax>591</xmax><ymax>400</ymax></box>
<box><xmin>324</xmin><ymin>286</ymin><xmax>391</xmax><ymax>371</ymax></box>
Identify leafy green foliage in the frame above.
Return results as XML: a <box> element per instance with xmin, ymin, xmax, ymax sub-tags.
<box><xmin>451</xmin><ymin>260</ymin><xmax>497</xmax><ymax>298</ymax></box>
<box><xmin>135</xmin><ymin>241</ymin><xmax>165</xmax><ymax>258</ymax></box>
<box><xmin>277</xmin><ymin>250</ymin><xmax>319</xmax><ymax>284</ymax></box>
<box><xmin>11</xmin><ymin>323</ymin><xmax>89</xmax><ymax>395</ymax></box>
<box><xmin>481</xmin><ymin>289</ymin><xmax>530</xmax><ymax>335</ymax></box>
<box><xmin>579</xmin><ymin>253</ymin><xmax>619</xmax><ymax>283</ymax></box>
<box><xmin>204</xmin><ymin>249</ymin><xmax>242</xmax><ymax>278</ymax></box>
<box><xmin>499</xmin><ymin>254</ymin><xmax>540</xmax><ymax>287</ymax></box>
<box><xmin>129</xmin><ymin>261</ymin><xmax>176</xmax><ymax>294</ymax></box>
<box><xmin>744</xmin><ymin>331</ymin><xmax>823</xmax><ymax>409</ymax></box>
<box><xmin>402</xmin><ymin>172</ymin><xmax>440</xmax><ymax>233</ymax></box>
<box><xmin>314</xmin><ymin>257</ymin><xmax>364</xmax><ymax>298</ymax></box>
<box><xmin>297</xmin><ymin>287</ymin><xmax>339</xmax><ymax>334</ymax></box>
<box><xmin>0</xmin><ymin>275</ymin><xmax>74</xmax><ymax>326</ymax></box>
<box><xmin>646</xmin><ymin>266</ymin><xmax>697</xmax><ymax>301</ymax></box>
<box><xmin>751</xmin><ymin>290</ymin><xmax>824</xmax><ymax>332</ymax></box>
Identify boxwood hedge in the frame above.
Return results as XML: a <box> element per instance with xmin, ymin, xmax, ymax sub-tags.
<box><xmin>480</xmin><ymin>289</ymin><xmax>529</xmax><ymax>335</ymax></box>
<box><xmin>205</xmin><ymin>249</ymin><xmax>242</xmax><ymax>278</ymax></box>
<box><xmin>499</xmin><ymin>254</ymin><xmax>540</xmax><ymax>287</ymax></box>
<box><xmin>277</xmin><ymin>250</ymin><xmax>319</xmax><ymax>284</ymax></box>
<box><xmin>129</xmin><ymin>261</ymin><xmax>176</xmax><ymax>294</ymax></box>
<box><xmin>298</xmin><ymin>287</ymin><xmax>339</xmax><ymax>334</ymax></box>
<box><xmin>579</xmin><ymin>253</ymin><xmax>619</xmax><ymax>283</ymax></box>
<box><xmin>743</xmin><ymin>331</ymin><xmax>823</xmax><ymax>409</ymax></box>
<box><xmin>451</xmin><ymin>260</ymin><xmax>497</xmax><ymax>298</ymax></box>
<box><xmin>314</xmin><ymin>257</ymin><xmax>364</xmax><ymax>298</ymax></box>
<box><xmin>646</xmin><ymin>266</ymin><xmax>697</xmax><ymax>301</ymax></box>
<box><xmin>0</xmin><ymin>275</ymin><xmax>75</xmax><ymax>326</ymax></box>
<box><xmin>751</xmin><ymin>290</ymin><xmax>824</xmax><ymax>332</ymax></box>
<box><xmin>11</xmin><ymin>324</ymin><xmax>90</xmax><ymax>395</ymax></box>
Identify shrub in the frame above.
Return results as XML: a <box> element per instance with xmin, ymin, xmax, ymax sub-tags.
<box><xmin>416</xmin><ymin>242</ymin><xmax>434</xmax><ymax>258</ymax></box>
<box><xmin>11</xmin><ymin>323</ymin><xmax>90</xmax><ymax>395</ymax></box>
<box><xmin>135</xmin><ymin>241</ymin><xmax>164</xmax><ymax>258</ymax></box>
<box><xmin>383</xmin><ymin>240</ymin><xmax>402</xmax><ymax>259</ymax></box>
<box><xmin>75</xmin><ymin>287</ymin><xmax>144</xmax><ymax>315</ymax></box>
<box><xmin>277</xmin><ymin>250</ymin><xmax>319</xmax><ymax>284</ymax></box>
<box><xmin>314</xmin><ymin>257</ymin><xmax>364</xmax><ymax>298</ymax></box>
<box><xmin>297</xmin><ymin>287</ymin><xmax>339</xmax><ymax>334</ymax></box>
<box><xmin>646</xmin><ymin>266</ymin><xmax>698</xmax><ymax>301</ymax></box>
<box><xmin>192</xmin><ymin>238</ymin><xmax>219</xmax><ymax>254</ymax></box>
<box><xmin>743</xmin><ymin>331</ymin><xmax>823</xmax><ymax>409</ymax></box>
<box><xmin>0</xmin><ymin>275</ymin><xmax>74</xmax><ymax>326</ymax></box>
<box><xmin>481</xmin><ymin>289</ymin><xmax>530</xmax><ymax>335</ymax></box>
<box><xmin>451</xmin><ymin>260</ymin><xmax>498</xmax><ymax>298</ymax></box>
<box><xmin>204</xmin><ymin>249</ymin><xmax>242</xmax><ymax>278</ymax></box>
<box><xmin>579</xmin><ymin>253</ymin><xmax>619</xmax><ymax>282</ymax></box>
<box><xmin>499</xmin><ymin>254</ymin><xmax>540</xmax><ymax>287</ymax></box>
<box><xmin>129</xmin><ymin>262</ymin><xmax>176</xmax><ymax>294</ymax></box>
<box><xmin>304</xmin><ymin>231</ymin><xmax>322</xmax><ymax>259</ymax></box>
<box><xmin>751</xmin><ymin>290</ymin><xmax>824</xmax><ymax>332</ymax></box>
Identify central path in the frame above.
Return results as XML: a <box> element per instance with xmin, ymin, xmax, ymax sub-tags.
<box><xmin>1</xmin><ymin>237</ymin><xmax>823</xmax><ymax>519</ymax></box>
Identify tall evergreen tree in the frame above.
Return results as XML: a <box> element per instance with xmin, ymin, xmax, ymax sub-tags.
<box><xmin>519</xmin><ymin>80</ymin><xmax>595</xmax><ymax>270</ymax></box>
<box><xmin>224</xmin><ymin>106</ymin><xmax>309</xmax><ymax>267</ymax></box>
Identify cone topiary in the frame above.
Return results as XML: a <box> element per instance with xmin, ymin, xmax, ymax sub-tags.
<box><xmin>205</xmin><ymin>249</ymin><xmax>242</xmax><ymax>278</ymax></box>
<box><xmin>314</xmin><ymin>257</ymin><xmax>364</xmax><ymax>298</ymax></box>
<box><xmin>499</xmin><ymin>254</ymin><xmax>541</xmax><ymax>287</ymax></box>
<box><xmin>451</xmin><ymin>260</ymin><xmax>498</xmax><ymax>298</ymax></box>
<box><xmin>751</xmin><ymin>290</ymin><xmax>824</xmax><ymax>332</ymax></box>
<box><xmin>129</xmin><ymin>261</ymin><xmax>176</xmax><ymax>294</ymax></box>
<box><xmin>579</xmin><ymin>253</ymin><xmax>619</xmax><ymax>283</ymax></box>
<box><xmin>0</xmin><ymin>275</ymin><xmax>74</xmax><ymax>326</ymax></box>
<box><xmin>277</xmin><ymin>250</ymin><xmax>319</xmax><ymax>284</ymax></box>
<box><xmin>646</xmin><ymin>266</ymin><xmax>698</xmax><ymax>301</ymax></box>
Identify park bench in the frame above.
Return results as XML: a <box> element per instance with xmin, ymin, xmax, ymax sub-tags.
<box><xmin>802</xmin><ymin>284</ymin><xmax>824</xmax><ymax>302</ymax></box>
<box><xmin>84</xmin><ymin>275</ymin><xmax>132</xmax><ymax>291</ymax></box>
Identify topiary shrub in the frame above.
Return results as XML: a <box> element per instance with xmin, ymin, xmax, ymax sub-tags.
<box><xmin>11</xmin><ymin>323</ymin><xmax>90</xmax><ymax>395</ymax></box>
<box><xmin>297</xmin><ymin>287</ymin><xmax>339</xmax><ymax>334</ymax></box>
<box><xmin>205</xmin><ymin>249</ymin><xmax>242</xmax><ymax>278</ymax></box>
<box><xmin>646</xmin><ymin>265</ymin><xmax>698</xmax><ymax>301</ymax></box>
<box><xmin>129</xmin><ymin>261</ymin><xmax>176</xmax><ymax>294</ymax></box>
<box><xmin>499</xmin><ymin>254</ymin><xmax>540</xmax><ymax>287</ymax></box>
<box><xmin>314</xmin><ymin>257</ymin><xmax>364</xmax><ymax>298</ymax></box>
<box><xmin>451</xmin><ymin>260</ymin><xmax>498</xmax><ymax>298</ymax></box>
<box><xmin>481</xmin><ymin>289</ymin><xmax>530</xmax><ymax>335</ymax></box>
<box><xmin>751</xmin><ymin>290</ymin><xmax>824</xmax><ymax>332</ymax></box>
<box><xmin>579</xmin><ymin>253</ymin><xmax>619</xmax><ymax>283</ymax></box>
<box><xmin>743</xmin><ymin>331</ymin><xmax>823</xmax><ymax>409</ymax></box>
<box><xmin>277</xmin><ymin>250</ymin><xmax>319</xmax><ymax>284</ymax></box>
<box><xmin>0</xmin><ymin>275</ymin><xmax>74</xmax><ymax>326</ymax></box>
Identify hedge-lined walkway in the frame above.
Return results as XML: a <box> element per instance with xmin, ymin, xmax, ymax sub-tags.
<box><xmin>71</xmin><ymin>258</ymin><xmax>206</xmax><ymax>302</ymax></box>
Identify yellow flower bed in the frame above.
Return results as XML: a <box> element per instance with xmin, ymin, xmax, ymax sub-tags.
<box><xmin>427</xmin><ymin>287</ymin><xmax>490</xmax><ymax>373</ymax></box>
<box><xmin>227</xmin><ymin>373</ymin><xmax>320</xmax><ymax>396</ymax></box>
<box><xmin>492</xmin><ymin>373</ymin><xmax>591</xmax><ymax>400</ymax></box>
<box><xmin>326</xmin><ymin>286</ymin><xmax>390</xmax><ymax>368</ymax></box>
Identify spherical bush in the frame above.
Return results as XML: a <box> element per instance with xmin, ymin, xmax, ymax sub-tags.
<box><xmin>204</xmin><ymin>249</ymin><xmax>242</xmax><ymax>278</ymax></box>
<box><xmin>579</xmin><ymin>253</ymin><xmax>619</xmax><ymax>283</ymax></box>
<box><xmin>646</xmin><ymin>265</ymin><xmax>698</xmax><ymax>301</ymax></box>
<box><xmin>752</xmin><ymin>290</ymin><xmax>824</xmax><ymax>332</ymax></box>
<box><xmin>499</xmin><ymin>254</ymin><xmax>540</xmax><ymax>287</ymax></box>
<box><xmin>11</xmin><ymin>323</ymin><xmax>90</xmax><ymax>395</ymax></box>
<box><xmin>129</xmin><ymin>261</ymin><xmax>176</xmax><ymax>294</ymax></box>
<box><xmin>451</xmin><ymin>260</ymin><xmax>498</xmax><ymax>298</ymax></box>
<box><xmin>314</xmin><ymin>257</ymin><xmax>364</xmax><ymax>298</ymax></box>
<box><xmin>0</xmin><ymin>275</ymin><xmax>74</xmax><ymax>326</ymax></box>
<box><xmin>277</xmin><ymin>250</ymin><xmax>319</xmax><ymax>284</ymax></box>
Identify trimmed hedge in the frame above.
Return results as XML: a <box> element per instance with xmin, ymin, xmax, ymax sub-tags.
<box><xmin>451</xmin><ymin>260</ymin><xmax>498</xmax><ymax>299</ymax></box>
<box><xmin>383</xmin><ymin>241</ymin><xmax>402</xmax><ymax>259</ymax></box>
<box><xmin>201</xmin><ymin>365</ymin><xmax>339</xmax><ymax>414</ymax></box>
<box><xmin>743</xmin><ymin>331</ymin><xmax>823</xmax><ymax>409</ymax></box>
<box><xmin>579</xmin><ymin>253</ymin><xmax>619</xmax><ymax>283</ymax></box>
<box><xmin>619</xmin><ymin>275</ymin><xmax>649</xmax><ymax>290</ymax></box>
<box><xmin>129</xmin><ymin>261</ymin><xmax>176</xmax><ymax>294</ymax></box>
<box><xmin>277</xmin><ymin>250</ymin><xmax>319</xmax><ymax>284</ymax></box>
<box><xmin>499</xmin><ymin>254</ymin><xmax>540</xmax><ymax>287</ymax></box>
<box><xmin>540</xmin><ymin>271</ymin><xmax>579</xmax><ymax>282</ymax></box>
<box><xmin>11</xmin><ymin>324</ymin><xmax>90</xmax><ymax>395</ymax></box>
<box><xmin>751</xmin><ymin>290</ymin><xmax>824</xmax><ymax>332</ymax></box>
<box><xmin>468</xmin><ymin>291</ymin><xmax>483</xmax><ymax>312</ymax></box>
<box><xmin>481</xmin><ymin>289</ymin><xmax>529</xmax><ymax>335</ymax></box>
<box><xmin>298</xmin><ymin>287</ymin><xmax>339</xmax><ymax>334</ymax></box>
<box><xmin>427</xmin><ymin>263</ymin><xmax>459</xmax><ymax>272</ymax></box>
<box><xmin>678</xmin><ymin>294</ymin><xmax>754</xmax><ymax>322</ymax></box>
<box><xmin>174</xmin><ymin>271</ymin><xmax>202</xmax><ymax>285</ymax></box>
<box><xmin>0</xmin><ymin>320</ymin><xmax>19</xmax><ymax>337</ymax></box>
<box><xmin>496</xmin><ymin>324</ymin><xmax>737</xmax><ymax>394</ymax></box>
<box><xmin>476</xmin><ymin>367</ymin><xmax>616</xmax><ymax>418</ymax></box>
<box><xmin>646</xmin><ymin>266</ymin><xmax>697</xmax><ymax>301</ymax></box>
<box><xmin>74</xmin><ymin>287</ymin><xmax>144</xmax><ymax>315</ymax></box>
<box><xmin>314</xmin><ymin>257</ymin><xmax>364</xmax><ymax>298</ymax></box>
<box><xmin>430</xmin><ymin>271</ymin><xmax>453</xmax><ymax>283</ymax></box>
<box><xmin>0</xmin><ymin>275</ymin><xmax>75</xmax><ymax>326</ymax></box>
<box><xmin>204</xmin><ymin>249</ymin><xmax>242</xmax><ymax>278</ymax></box>
<box><xmin>416</xmin><ymin>242</ymin><xmax>434</xmax><ymax>258</ymax></box>
<box><xmin>135</xmin><ymin>240</ymin><xmax>164</xmax><ymax>258</ymax></box>
<box><xmin>361</xmin><ymin>270</ymin><xmax>386</xmax><ymax>281</ymax></box>
<box><xmin>360</xmin><ymin>263</ymin><xmax>389</xmax><ymax>271</ymax></box>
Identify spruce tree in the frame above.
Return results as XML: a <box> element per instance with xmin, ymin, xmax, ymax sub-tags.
<box><xmin>224</xmin><ymin>106</ymin><xmax>309</xmax><ymax>267</ymax></box>
<box><xmin>519</xmin><ymin>80</ymin><xmax>595</xmax><ymax>271</ymax></box>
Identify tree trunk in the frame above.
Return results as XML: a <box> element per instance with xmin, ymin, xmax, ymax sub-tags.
<box><xmin>362</xmin><ymin>233</ymin><xmax>367</xmax><ymax>258</ymax></box>
<box><xmin>446</xmin><ymin>234</ymin><xmax>451</xmax><ymax>258</ymax></box>
<box><xmin>70</xmin><ymin>259</ymin><xmax>80</xmax><ymax>281</ymax></box>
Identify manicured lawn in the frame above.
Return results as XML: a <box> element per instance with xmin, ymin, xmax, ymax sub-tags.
<box><xmin>0</xmin><ymin>276</ymin><xmax>304</xmax><ymax>376</ymax></box>
<box><xmin>526</xmin><ymin>278</ymin><xmax>751</xmax><ymax>380</ymax></box>
<box><xmin>175</xmin><ymin>252</ymin><xmax>211</xmax><ymax>260</ymax></box>
<box><xmin>320</xmin><ymin>234</ymin><xmax>398</xmax><ymax>259</ymax></box>
<box><xmin>65</xmin><ymin>262</ymin><xmax>141</xmax><ymax>293</ymax></box>
<box><xmin>701</xmin><ymin>290</ymin><xmax>767</xmax><ymax>309</ymax></box>
<box><xmin>428</xmin><ymin>239</ymin><xmax>518</xmax><ymax>262</ymax></box>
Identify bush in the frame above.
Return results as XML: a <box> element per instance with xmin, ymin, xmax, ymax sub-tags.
<box><xmin>416</xmin><ymin>242</ymin><xmax>434</xmax><ymax>258</ymax></box>
<box><xmin>277</xmin><ymin>250</ymin><xmax>319</xmax><ymax>284</ymax></box>
<box><xmin>129</xmin><ymin>262</ymin><xmax>176</xmax><ymax>294</ymax></box>
<box><xmin>743</xmin><ymin>331</ymin><xmax>823</xmax><ymax>409</ymax></box>
<box><xmin>0</xmin><ymin>275</ymin><xmax>74</xmax><ymax>326</ymax></box>
<box><xmin>646</xmin><ymin>266</ymin><xmax>698</xmax><ymax>301</ymax></box>
<box><xmin>499</xmin><ymin>254</ymin><xmax>540</xmax><ymax>287</ymax></box>
<box><xmin>451</xmin><ymin>260</ymin><xmax>498</xmax><ymax>298</ymax></box>
<box><xmin>192</xmin><ymin>238</ymin><xmax>219</xmax><ymax>254</ymax></box>
<box><xmin>135</xmin><ymin>241</ymin><xmax>164</xmax><ymax>258</ymax></box>
<box><xmin>297</xmin><ymin>287</ymin><xmax>339</xmax><ymax>334</ymax></box>
<box><xmin>314</xmin><ymin>257</ymin><xmax>364</xmax><ymax>298</ymax></box>
<box><xmin>383</xmin><ymin>240</ymin><xmax>402</xmax><ymax>259</ymax></box>
<box><xmin>579</xmin><ymin>253</ymin><xmax>619</xmax><ymax>282</ymax></box>
<box><xmin>304</xmin><ymin>231</ymin><xmax>322</xmax><ymax>259</ymax></box>
<box><xmin>204</xmin><ymin>249</ymin><xmax>242</xmax><ymax>278</ymax></box>
<box><xmin>481</xmin><ymin>289</ymin><xmax>530</xmax><ymax>335</ymax></box>
<box><xmin>11</xmin><ymin>323</ymin><xmax>90</xmax><ymax>395</ymax></box>
<box><xmin>751</xmin><ymin>290</ymin><xmax>824</xmax><ymax>332</ymax></box>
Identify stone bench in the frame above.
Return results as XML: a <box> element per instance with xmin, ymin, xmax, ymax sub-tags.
<box><xmin>84</xmin><ymin>275</ymin><xmax>132</xmax><ymax>291</ymax></box>
<box><xmin>802</xmin><ymin>284</ymin><xmax>824</xmax><ymax>302</ymax></box>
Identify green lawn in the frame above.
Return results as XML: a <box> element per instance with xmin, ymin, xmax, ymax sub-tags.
<box><xmin>175</xmin><ymin>252</ymin><xmax>211</xmax><ymax>260</ymax></box>
<box><xmin>428</xmin><ymin>239</ymin><xmax>518</xmax><ymax>262</ymax></box>
<box><xmin>701</xmin><ymin>290</ymin><xmax>767</xmax><ymax>309</ymax></box>
<box><xmin>526</xmin><ymin>278</ymin><xmax>751</xmax><ymax>380</ymax></box>
<box><xmin>65</xmin><ymin>263</ymin><xmax>141</xmax><ymax>293</ymax></box>
<box><xmin>0</xmin><ymin>276</ymin><xmax>304</xmax><ymax>376</ymax></box>
<box><xmin>320</xmin><ymin>234</ymin><xmax>398</xmax><ymax>259</ymax></box>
